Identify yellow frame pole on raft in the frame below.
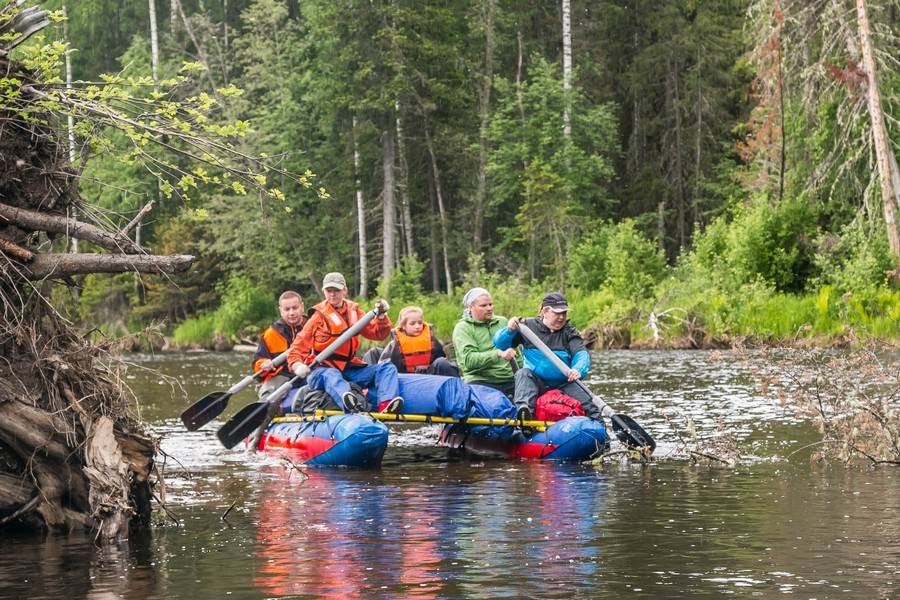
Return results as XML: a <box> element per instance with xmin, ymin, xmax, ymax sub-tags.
<box><xmin>270</xmin><ymin>410</ymin><xmax>557</xmax><ymax>431</ymax></box>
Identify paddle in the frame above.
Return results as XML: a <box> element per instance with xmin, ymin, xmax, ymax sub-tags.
<box><xmin>276</xmin><ymin>409</ymin><xmax>553</xmax><ymax>431</ymax></box>
<box><xmin>216</xmin><ymin>307</ymin><xmax>381</xmax><ymax>449</ymax></box>
<box><xmin>180</xmin><ymin>350</ymin><xmax>289</xmax><ymax>431</ymax></box>
<box><xmin>517</xmin><ymin>323</ymin><xmax>655</xmax><ymax>452</ymax></box>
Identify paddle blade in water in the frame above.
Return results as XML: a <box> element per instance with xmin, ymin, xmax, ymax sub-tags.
<box><xmin>611</xmin><ymin>413</ymin><xmax>656</xmax><ymax>453</ymax></box>
<box><xmin>181</xmin><ymin>391</ymin><xmax>230</xmax><ymax>431</ymax></box>
<box><xmin>216</xmin><ymin>401</ymin><xmax>269</xmax><ymax>449</ymax></box>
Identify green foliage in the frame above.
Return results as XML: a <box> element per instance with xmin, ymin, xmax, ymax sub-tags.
<box><xmin>379</xmin><ymin>256</ymin><xmax>426</xmax><ymax>305</ymax></box>
<box><xmin>812</xmin><ymin>219</ymin><xmax>895</xmax><ymax>293</ymax></box>
<box><xmin>685</xmin><ymin>198</ymin><xmax>818</xmax><ymax>293</ymax></box>
<box><xmin>488</xmin><ymin>55</ymin><xmax>618</xmax><ymax>281</ymax></box>
<box><xmin>212</xmin><ymin>276</ymin><xmax>274</xmax><ymax>336</ymax></box>
<box><xmin>567</xmin><ymin>222</ymin><xmax>612</xmax><ymax>290</ymax></box>
<box><xmin>603</xmin><ymin>221</ymin><xmax>666</xmax><ymax>299</ymax></box>
<box><xmin>172</xmin><ymin>313</ymin><xmax>217</xmax><ymax>348</ymax></box>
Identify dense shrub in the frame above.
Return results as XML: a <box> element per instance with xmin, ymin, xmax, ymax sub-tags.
<box><xmin>213</xmin><ymin>275</ymin><xmax>274</xmax><ymax>336</ymax></box>
<box><xmin>685</xmin><ymin>198</ymin><xmax>818</xmax><ymax>293</ymax></box>
<box><xmin>604</xmin><ymin>221</ymin><xmax>666</xmax><ymax>299</ymax></box>
<box><xmin>811</xmin><ymin>219</ymin><xmax>895</xmax><ymax>292</ymax></box>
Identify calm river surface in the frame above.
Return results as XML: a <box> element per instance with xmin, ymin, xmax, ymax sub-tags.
<box><xmin>2</xmin><ymin>350</ymin><xmax>899</xmax><ymax>599</ymax></box>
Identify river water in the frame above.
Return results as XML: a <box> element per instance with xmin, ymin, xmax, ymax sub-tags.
<box><xmin>2</xmin><ymin>350</ymin><xmax>899</xmax><ymax>599</ymax></box>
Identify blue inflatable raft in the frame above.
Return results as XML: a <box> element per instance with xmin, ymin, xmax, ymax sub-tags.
<box><xmin>400</xmin><ymin>375</ymin><xmax>610</xmax><ymax>461</ymax></box>
<box><xmin>257</xmin><ymin>388</ymin><xmax>389</xmax><ymax>467</ymax></box>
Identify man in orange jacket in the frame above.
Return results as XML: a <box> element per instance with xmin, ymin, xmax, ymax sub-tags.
<box><xmin>253</xmin><ymin>290</ymin><xmax>308</xmax><ymax>399</ymax></box>
<box><xmin>287</xmin><ymin>272</ymin><xmax>403</xmax><ymax>413</ymax></box>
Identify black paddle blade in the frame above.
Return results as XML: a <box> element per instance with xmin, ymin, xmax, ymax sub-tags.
<box><xmin>610</xmin><ymin>413</ymin><xmax>656</xmax><ymax>453</ymax></box>
<box><xmin>216</xmin><ymin>401</ymin><xmax>269</xmax><ymax>449</ymax></box>
<box><xmin>181</xmin><ymin>391</ymin><xmax>230</xmax><ymax>431</ymax></box>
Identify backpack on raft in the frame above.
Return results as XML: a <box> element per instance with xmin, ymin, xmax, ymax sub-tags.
<box><xmin>284</xmin><ymin>383</ymin><xmax>367</xmax><ymax>414</ymax></box>
<box><xmin>535</xmin><ymin>388</ymin><xmax>585</xmax><ymax>421</ymax></box>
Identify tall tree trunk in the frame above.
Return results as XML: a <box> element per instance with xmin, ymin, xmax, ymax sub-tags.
<box><xmin>171</xmin><ymin>0</ymin><xmax>178</xmax><ymax>30</ymax></box>
<box><xmin>172</xmin><ymin>0</ymin><xmax>217</xmax><ymax>93</ymax></box>
<box><xmin>381</xmin><ymin>121</ymin><xmax>397</xmax><ymax>282</ymax></box>
<box><xmin>141</xmin><ymin>0</ymin><xmax>162</xmax><ymax>305</ymax></box>
<box><xmin>693</xmin><ymin>37</ymin><xmax>702</xmax><ymax>231</ymax></box>
<box><xmin>561</xmin><ymin>0</ymin><xmax>572</xmax><ymax>138</ymax></box>
<box><xmin>353</xmin><ymin>116</ymin><xmax>368</xmax><ymax>297</ymax></box>
<box><xmin>856</xmin><ymin>0</ymin><xmax>900</xmax><ymax>261</ymax></box>
<box><xmin>516</xmin><ymin>29</ymin><xmax>526</xmax><ymax>123</ymax></box>
<box><xmin>424</xmin><ymin>121</ymin><xmax>453</xmax><ymax>296</ymax></box>
<box><xmin>429</xmin><ymin>175</ymin><xmax>440</xmax><ymax>292</ymax></box>
<box><xmin>776</xmin><ymin>0</ymin><xmax>786</xmax><ymax>202</ymax></box>
<box><xmin>473</xmin><ymin>0</ymin><xmax>496</xmax><ymax>252</ymax></box>
<box><xmin>658</xmin><ymin>195</ymin><xmax>667</xmax><ymax>253</ymax></box>
<box><xmin>223</xmin><ymin>0</ymin><xmax>228</xmax><ymax>59</ymax></box>
<box><xmin>668</xmin><ymin>57</ymin><xmax>686</xmax><ymax>251</ymax></box>
<box><xmin>62</xmin><ymin>2</ymin><xmax>78</xmax><ymax>254</ymax></box>
<box><xmin>395</xmin><ymin>100</ymin><xmax>414</xmax><ymax>257</ymax></box>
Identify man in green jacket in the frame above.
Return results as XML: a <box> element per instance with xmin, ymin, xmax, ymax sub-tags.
<box><xmin>451</xmin><ymin>287</ymin><xmax>516</xmax><ymax>398</ymax></box>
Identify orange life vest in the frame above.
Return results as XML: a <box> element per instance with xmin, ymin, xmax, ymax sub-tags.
<box><xmin>310</xmin><ymin>299</ymin><xmax>361</xmax><ymax>371</ymax></box>
<box><xmin>395</xmin><ymin>323</ymin><xmax>436</xmax><ymax>373</ymax></box>
<box><xmin>253</xmin><ymin>319</ymin><xmax>305</xmax><ymax>382</ymax></box>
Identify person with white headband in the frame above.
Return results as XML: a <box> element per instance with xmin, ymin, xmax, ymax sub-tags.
<box><xmin>450</xmin><ymin>287</ymin><xmax>516</xmax><ymax>398</ymax></box>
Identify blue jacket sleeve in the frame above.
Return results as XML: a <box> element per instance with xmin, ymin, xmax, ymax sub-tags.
<box><xmin>492</xmin><ymin>326</ymin><xmax>520</xmax><ymax>351</ymax></box>
<box><xmin>571</xmin><ymin>349</ymin><xmax>590</xmax><ymax>377</ymax></box>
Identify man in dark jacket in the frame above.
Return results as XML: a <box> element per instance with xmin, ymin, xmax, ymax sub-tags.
<box><xmin>493</xmin><ymin>292</ymin><xmax>601</xmax><ymax>422</ymax></box>
<box><xmin>253</xmin><ymin>290</ymin><xmax>307</xmax><ymax>399</ymax></box>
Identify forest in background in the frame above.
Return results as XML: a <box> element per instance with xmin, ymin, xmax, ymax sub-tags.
<box><xmin>21</xmin><ymin>0</ymin><xmax>900</xmax><ymax>348</ymax></box>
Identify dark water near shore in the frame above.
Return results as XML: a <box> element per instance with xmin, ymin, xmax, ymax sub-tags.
<box><xmin>2</xmin><ymin>350</ymin><xmax>899</xmax><ymax>599</ymax></box>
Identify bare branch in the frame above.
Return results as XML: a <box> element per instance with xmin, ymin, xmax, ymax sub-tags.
<box><xmin>0</xmin><ymin>236</ymin><xmax>34</xmax><ymax>261</ymax></box>
<box><xmin>117</xmin><ymin>201</ymin><xmax>154</xmax><ymax>238</ymax></box>
<box><xmin>24</xmin><ymin>253</ymin><xmax>195</xmax><ymax>280</ymax></box>
<box><xmin>0</xmin><ymin>202</ymin><xmax>141</xmax><ymax>254</ymax></box>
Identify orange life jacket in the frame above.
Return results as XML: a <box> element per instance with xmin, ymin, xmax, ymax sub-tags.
<box><xmin>310</xmin><ymin>299</ymin><xmax>361</xmax><ymax>371</ymax></box>
<box><xmin>253</xmin><ymin>319</ymin><xmax>305</xmax><ymax>383</ymax></box>
<box><xmin>395</xmin><ymin>323</ymin><xmax>436</xmax><ymax>373</ymax></box>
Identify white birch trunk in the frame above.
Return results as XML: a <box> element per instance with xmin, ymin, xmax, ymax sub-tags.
<box><xmin>381</xmin><ymin>125</ymin><xmax>396</xmax><ymax>282</ymax></box>
<box><xmin>856</xmin><ymin>0</ymin><xmax>900</xmax><ymax>260</ymax></box>
<box><xmin>473</xmin><ymin>0</ymin><xmax>495</xmax><ymax>250</ymax></box>
<box><xmin>395</xmin><ymin>100</ymin><xmax>414</xmax><ymax>256</ymax></box>
<box><xmin>63</xmin><ymin>2</ymin><xmax>78</xmax><ymax>253</ymax></box>
<box><xmin>561</xmin><ymin>0</ymin><xmax>572</xmax><ymax>138</ymax></box>
<box><xmin>353</xmin><ymin>116</ymin><xmax>368</xmax><ymax>297</ymax></box>
<box><xmin>424</xmin><ymin>123</ymin><xmax>454</xmax><ymax>296</ymax></box>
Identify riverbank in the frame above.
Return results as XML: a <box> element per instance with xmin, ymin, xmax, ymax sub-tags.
<box><xmin>107</xmin><ymin>282</ymin><xmax>899</xmax><ymax>352</ymax></box>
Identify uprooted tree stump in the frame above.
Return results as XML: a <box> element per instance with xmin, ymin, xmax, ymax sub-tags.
<box><xmin>0</xmin><ymin>8</ymin><xmax>193</xmax><ymax>538</ymax></box>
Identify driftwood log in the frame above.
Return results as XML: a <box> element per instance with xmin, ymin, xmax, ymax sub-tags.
<box><xmin>0</xmin><ymin>7</ymin><xmax>191</xmax><ymax>537</ymax></box>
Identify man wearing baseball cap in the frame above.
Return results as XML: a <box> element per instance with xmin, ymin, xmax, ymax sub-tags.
<box><xmin>287</xmin><ymin>272</ymin><xmax>403</xmax><ymax>413</ymax></box>
<box><xmin>492</xmin><ymin>291</ymin><xmax>601</xmax><ymax>423</ymax></box>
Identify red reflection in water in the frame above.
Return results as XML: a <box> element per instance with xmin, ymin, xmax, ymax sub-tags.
<box><xmin>253</xmin><ymin>468</ymin><xmax>441</xmax><ymax>597</ymax></box>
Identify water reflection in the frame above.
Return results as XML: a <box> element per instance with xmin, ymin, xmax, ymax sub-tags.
<box><xmin>250</xmin><ymin>461</ymin><xmax>608</xmax><ymax>597</ymax></box>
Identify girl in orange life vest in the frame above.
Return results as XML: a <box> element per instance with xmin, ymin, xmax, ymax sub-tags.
<box><xmin>287</xmin><ymin>272</ymin><xmax>403</xmax><ymax>413</ymax></box>
<box><xmin>376</xmin><ymin>306</ymin><xmax>460</xmax><ymax>377</ymax></box>
<box><xmin>253</xmin><ymin>290</ymin><xmax>308</xmax><ymax>399</ymax></box>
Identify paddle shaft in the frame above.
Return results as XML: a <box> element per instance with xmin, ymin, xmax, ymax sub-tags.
<box><xmin>230</xmin><ymin>350</ymin><xmax>289</xmax><ymax>393</ymax></box>
<box><xmin>517</xmin><ymin>323</ymin><xmax>613</xmax><ymax>418</ymax></box>
<box><xmin>276</xmin><ymin>410</ymin><xmax>551</xmax><ymax>431</ymax></box>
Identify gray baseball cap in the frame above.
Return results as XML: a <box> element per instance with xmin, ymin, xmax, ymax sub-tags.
<box><xmin>322</xmin><ymin>272</ymin><xmax>347</xmax><ymax>290</ymax></box>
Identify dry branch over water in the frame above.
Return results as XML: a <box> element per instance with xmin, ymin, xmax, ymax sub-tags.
<box><xmin>756</xmin><ymin>345</ymin><xmax>900</xmax><ymax>465</ymax></box>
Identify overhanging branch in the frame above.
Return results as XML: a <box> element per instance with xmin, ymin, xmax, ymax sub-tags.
<box><xmin>24</xmin><ymin>253</ymin><xmax>195</xmax><ymax>280</ymax></box>
<box><xmin>0</xmin><ymin>202</ymin><xmax>141</xmax><ymax>254</ymax></box>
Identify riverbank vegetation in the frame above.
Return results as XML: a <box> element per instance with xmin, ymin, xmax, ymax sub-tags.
<box><xmin>16</xmin><ymin>0</ymin><xmax>900</xmax><ymax>351</ymax></box>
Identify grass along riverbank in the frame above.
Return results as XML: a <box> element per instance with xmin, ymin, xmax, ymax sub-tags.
<box><xmin>165</xmin><ymin>279</ymin><xmax>900</xmax><ymax>351</ymax></box>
